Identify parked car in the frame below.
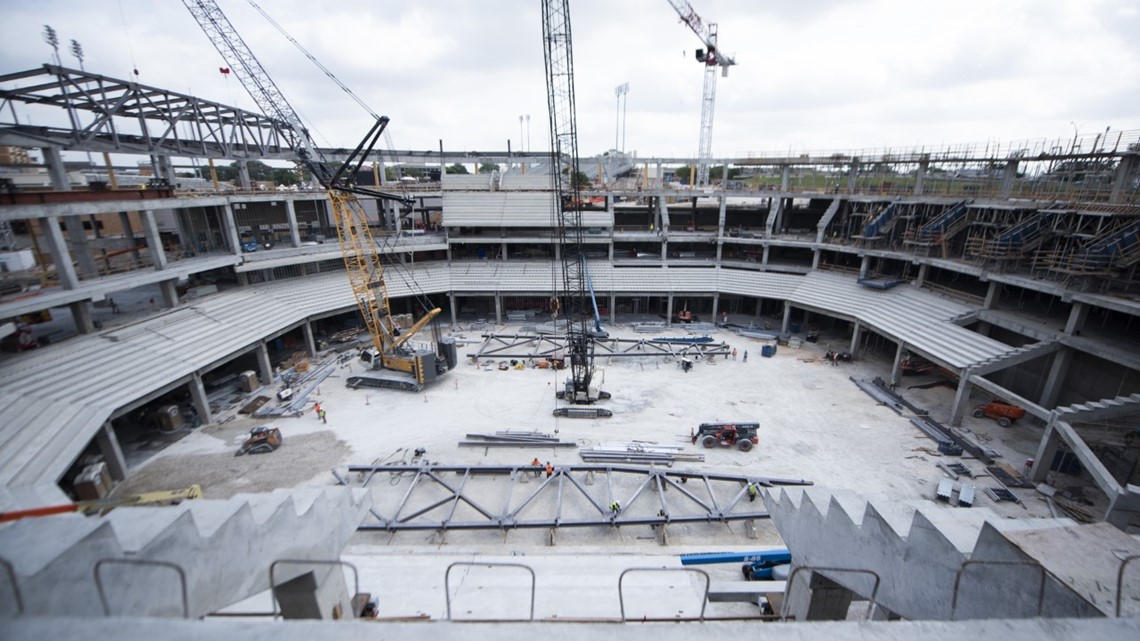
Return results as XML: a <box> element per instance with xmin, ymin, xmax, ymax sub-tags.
<box><xmin>973</xmin><ymin>401</ymin><xmax>1026</xmax><ymax>427</ymax></box>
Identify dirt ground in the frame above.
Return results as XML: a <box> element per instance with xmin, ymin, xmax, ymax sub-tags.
<box><xmin>111</xmin><ymin>320</ymin><xmax>1067</xmax><ymax>547</ymax></box>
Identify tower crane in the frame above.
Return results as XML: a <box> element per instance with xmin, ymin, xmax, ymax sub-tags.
<box><xmin>183</xmin><ymin>0</ymin><xmax>454</xmax><ymax>391</ymax></box>
<box><xmin>541</xmin><ymin>0</ymin><xmax>611</xmax><ymax>418</ymax></box>
<box><xmin>666</xmin><ymin>0</ymin><xmax>736</xmax><ymax>187</ymax></box>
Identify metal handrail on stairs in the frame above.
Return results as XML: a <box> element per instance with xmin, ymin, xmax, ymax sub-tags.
<box><xmin>95</xmin><ymin>558</ymin><xmax>189</xmax><ymax>619</ymax></box>
<box><xmin>951</xmin><ymin>560</ymin><xmax>1046</xmax><ymax>620</ymax></box>
<box><xmin>619</xmin><ymin>566</ymin><xmax>710</xmax><ymax>622</ymax></box>
<box><xmin>1115</xmin><ymin>554</ymin><xmax>1140</xmax><ymax>618</ymax></box>
<box><xmin>446</xmin><ymin>561</ymin><xmax>536</xmax><ymax>621</ymax></box>
<box><xmin>0</xmin><ymin>558</ymin><xmax>23</xmax><ymax>616</ymax></box>
<box><xmin>782</xmin><ymin>566</ymin><xmax>882</xmax><ymax>622</ymax></box>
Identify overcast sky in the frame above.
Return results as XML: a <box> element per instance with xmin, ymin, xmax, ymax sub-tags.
<box><xmin>2</xmin><ymin>0</ymin><xmax>1138</xmax><ymax>161</ymax></box>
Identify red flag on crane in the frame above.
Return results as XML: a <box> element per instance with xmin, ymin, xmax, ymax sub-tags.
<box><xmin>219</xmin><ymin>67</ymin><xmax>231</xmax><ymax>75</ymax></box>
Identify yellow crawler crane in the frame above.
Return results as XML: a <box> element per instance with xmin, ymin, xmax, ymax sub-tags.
<box><xmin>184</xmin><ymin>0</ymin><xmax>454</xmax><ymax>391</ymax></box>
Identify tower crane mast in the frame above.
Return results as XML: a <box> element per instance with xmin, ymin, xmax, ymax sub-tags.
<box><xmin>183</xmin><ymin>0</ymin><xmax>451</xmax><ymax>391</ymax></box>
<box><xmin>666</xmin><ymin>0</ymin><xmax>736</xmax><ymax>187</ymax></box>
<box><xmin>541</xmin><ymin>0</ymin><xmax>610</xmax><ymax>416</ymax></box>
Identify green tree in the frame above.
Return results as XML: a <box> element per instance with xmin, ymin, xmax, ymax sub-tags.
<box><xmin>673</xmin><ymin>165</ymin><xmax>693</xmax><ymax>183</ymax></box>
<box><xmin>445</xmin><ymin>163</ymin><xmax>469</xmax><ymax>174</ymax></box>
<box><xmin>573</xmin><ymin>171</ymin><xmax>591</xmax><ymax>188</ymax></box>
<box><xmin>478</xmin><ymin>163</ymin><xmax>500</xmax><ymax>174</ymax></box>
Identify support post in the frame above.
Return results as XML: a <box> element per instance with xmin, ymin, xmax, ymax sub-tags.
<box><xmin>494</xmin><ymin>293</ymin><xmax>503</xmax><ymax>325</ymax></box>
<box><xmin>859</xmin><ymin>255</ymin><xmax>871</xmax><ymax>279</ymax></box>
<box><xmin>273</xmin><ymin>567</ymin><xmax>352</xmax><ymax>620</ymax></box>
<box><xmin>1064</xmin><ymin>302</ymin><xmax>1089</xmax><ymax>335</ymax></box>
<box><xmin>1000</xmin><ymin>159</ymin><xmax>1020</xmax><ymax>199</ymax></box>
<box><xmin>780</xmin><ymin>165</ymin><xmax>789</xmax><ymax>191</ymax></box>
<box><xmin>236</xmin><ymin>160</ymin><xmax>252</xmax><ymax>191</ymax></box>
<box><xmin>119</xmin><ymin>211</ymin><xmax>141</xmax><ymax>263</ymax></box>
<box><xmin>847</xmin><ymin>157</ymin><xmax>860</xmax><ymax>194</ymax></box>
<box><xmin>95</xmin><ymin>422</ymin><xmax>128</xmax><ymax>482</ymax></box>
<box><xmin>849</xmin><ymin>322</ymin><xmax>862</xmax><ymax>356</ymax></box>
<box><xmin>286</xmin><ymin>200</ymin><xmax>302</xmax><ymax>247</ymax></box>
<box><xmin>1110</xmin><ymin>153</ymin><xmax>1138</xmax><ymax>203</ymax></box>
<box><xmin>141</xmin><ymin>211</ymin><xmax>168</xmax><ymax>269</ymax></box>
<box><xmin>781</xmin><ymin>300</ymin><xmax>792</xmax><ymax>334</ymax></box>
<box><xmin>782</xmin><ymin>569</ymin><xmax>855</xmax><ymax>621</ymax></box>
<box><xmin>666</xmin><ymin>295</ymin><xmax>674</xmax><ymax>327</ymax></box>
<box><xmin>69</xmin><ymin>301</ymin><xmax>95</xmax><ymax>335</ymax></box>
<box><xmin>1038</xmin><ymin>349</ymin><xmax>1072</xmax><ymax>410</ymax></box>
<box><xmin>40</xmin><ymin>216</ymin><xmax>80</xmax><ymax>289</ymax></box>
<box><xmin>890</xmin><ymin>341</ymin><xmax>906</xmax><ymax>385</ymax></box>
<box><xmin>302</xmin><ymin>321</ymin><xmax>318</xmax><ymax>356</ymax></box>
<box><xmin>222</xmin><ymin>204</ymin><xmax>241</xmax><ymax>255</ymax></box>
<box><xmin>1029</xmin><ymin>422</ymin><xmax>1063</xmax><ymax>483</ymax></box>
<box><xmin>449</xmin><ymin>293</ymin><xmax>458</xmax><ymax>327</ymax></box>
<box><xmin>950</xmin><ymin>369</ymin><xmax>975</xmax><ymax>427</ymax></box>
<box><xmin>189</xmin><ymin>373</ymin><xmax>212</xmax><ymax>425</ymax></box>
<box><xmin>913</xmin><ymin>156</ymin><xmax>928</xmax><ymax>196</ymax></box>
<box><xmin>65</xmin><ymin>216</ymin><xmax>99</xmax><ymax>278</ymax></box>
<box><xmin>158</xmin><ymin>279</ymin><xmax>179</xmax><ymax>308</ymax></box>
<box><xmin>915</xmin><ymin>263</ymin><xmax>929</xmax><ymax>288</ymax></box>
<box><xmin>257</xmin><ymin>343</ymin><xmax>274</xmax><ymax>387</ymax></box>
<box><xmin>983</xmin><ymin>281</ymin><xmax>999</xmax><ymax>309</ymax></box>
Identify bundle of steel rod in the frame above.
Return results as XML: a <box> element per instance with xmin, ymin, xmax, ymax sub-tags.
<box><xmin>579</xmin><ymin>443</ymin><xmax>705</xmax><ymax>465</ymax></box>
<box><xmin>459</xmin><ymin>430</ymin><xmax>577</xmax><ymax>448</ymax></box>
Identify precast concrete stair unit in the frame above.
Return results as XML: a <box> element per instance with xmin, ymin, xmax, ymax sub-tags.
<box><xmin>0</xmin><ymin>487</ymin><xmax>370</xmax><ymax>618</ymax></box>
<box><xmin>763</xmin><ymin>487</ymin><xmax>1137</xmax><ymax>620</ymax></box>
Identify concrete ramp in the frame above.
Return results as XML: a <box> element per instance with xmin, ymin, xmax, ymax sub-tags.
<box><xmin>0</xmin><ymin>487</ymin><xmax>369</xmax><ymax>618</ymax></box>
<box><xmin>763</xmin><ymin>486</ymin><xmax>1118</xmax><ymax>620</ymax></box>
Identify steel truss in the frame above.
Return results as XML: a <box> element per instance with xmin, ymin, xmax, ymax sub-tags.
<box><xmin>342</xmin><ymin>463</ymin><xmax>811</xmax><ymax>531</ymax></box>
<box><xmin>0</xmin><ymin>64</ymin><xmax>296</xmax><ymax>159</ymax></box>
<box><xmin>468</xmin><ymin>333</ymin><xmax>731</xmax><ymax>360</ymax></box>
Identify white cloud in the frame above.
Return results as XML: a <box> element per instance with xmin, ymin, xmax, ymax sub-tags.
<box><xmin>1</xmin><ymin>0</ymin><xmax>1136</xmax><ymax>161</ymax></box>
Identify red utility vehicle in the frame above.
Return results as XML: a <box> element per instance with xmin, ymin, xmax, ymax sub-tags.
<box><xmin>973</xmin><ymin>401</ymin><xmax>1026</xmax><ymax>427</ymax></box>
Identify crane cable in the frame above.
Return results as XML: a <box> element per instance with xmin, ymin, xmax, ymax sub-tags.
<box><xmin>244</xmin><ymin>0</ymin><xmax>427</xmax><ymax>312</ymax></box>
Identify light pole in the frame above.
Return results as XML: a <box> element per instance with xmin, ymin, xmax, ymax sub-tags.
<box><xmin>525</xmin><ymin>114</ymin><xmax>531</xmax><ymax>152</ymax></box>
<box><xmin>70</xmin><ymin>39</ymin><xmax>85</xmax><ymax>71</ymax></box>
<box><xmin>614</xmin><ymin>82</ymin><xmax>629</xmax><ymax>153</ymax></box>
<box><xmin>519</xmin><ymin>115</ymin><xmax>524</xmax><ymax>153</ymax></box>
<box><xmin>42</xmin><ymin>25</ymin><xmax>60</xmax><ymax>65</ymax></box>
<box><xmin>1069</xmin><ymin>121</ymin><xmax>1080</xmax><ymax>154</ymax></box>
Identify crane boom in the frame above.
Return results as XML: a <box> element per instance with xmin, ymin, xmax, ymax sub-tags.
<box><xmin>183</xmin><ymin>0</ymin><xmax>450</xmax><ymax>392</ymax></box>
<box><xmin>542</xmin><ymin>0</ymin><xmax>608</xmax><ymax>412</ymax></box>
<box><xmin>665</xmin><ymin>0</ymin><xmax>736</xmax><ymax>187</ymax></box>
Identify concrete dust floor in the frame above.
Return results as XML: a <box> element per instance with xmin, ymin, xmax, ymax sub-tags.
<box><xmin>118</xmin><ymin>322</ymin><xmax>1068</xmax><ymax>618</ymax></box>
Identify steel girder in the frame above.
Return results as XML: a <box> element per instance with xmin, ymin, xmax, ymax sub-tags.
<box><xmin>468</xmin><ymin>333</ymin><xmax>732</xmax><ymax>360</ymax></box>
<box><xmin>342</xmin><ymin>463</ymin><xmax>811</xmax><ymax>531</ymax></box>
<box><xmin>0</xmin><ymin>64</ymin><xmax>297</xmax><ymax>159</ymax></box>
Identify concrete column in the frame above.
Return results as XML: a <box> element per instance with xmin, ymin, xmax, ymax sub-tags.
<box><xmin>494</xmin><ymin>293</ymin><xmax>502</xmax><ymax>324</ymax></box>
<box><xmin>780</xmin><ymin>166</ymin><xmax>789</xmax><ymax>191</ymax></box>
<box><xmin>711</xmin><ymin>294</ymin><xmax>720</xmax><ymax>321</ymax></box>
<box><xmin>1000</xmin><ymin>159</ymin><xmax>1020</xmax><ymax>199</ymax></box>
<box><xmin>781</xmin><ymin>301</ymin><xmax>792</xmax><ymax>334</ymax></box>
<box><xmin>118</xmin><ymin>211</ymin><xmax>142</xmax><ymax>263</ymax></box>
<box><xmin>222</xmin><ymin>204</ymin><xmax>242</xmax><ymax>254</ymax></box>
<box><xmin>158</xmin><ymin>279</ymin><xmax>179</xmax><ymax>308</ymax></box>
<box><xmin>666</xmin><ymin>295</ymin><xmax>674</xmax><ymax>327</ymax></box>
<box><xmin>236</xmin><ymin>160</ymin><xmax>252</xmax><ymax>191</ymax></box>
<box><xmin>449</xmin><ymin>293</ymin><xmax>458</xmax><ymax>326</ymax></box>
<box><xmin>811</xmin><ymin>250</ymin><xmax>821</xmax><ymax>269</ymax></box>
<box><xmin>849</xmin><ymin>322</ymin><xmax>862</xmax><ymax>355</ymax></box>
<box><xmin>717</xmin><ymin>196</ymin><xmax>727</xmax><ymax>236</ymax></box>
<box><xmin>1104</xmin><ymin>487</ymin><xmax>1140</xmax><ymax>531</ymax></box>
<box><xmin>1110</xmin><ymin>153</ymin><xmax>1138</xmax><ymax>203</ymax></box>
<box><xmin>237</xmin><ymin>272</ymin><xmax>249</xmax><ymax>287</ymax></box>
<box><xmin>302</xmin><ymin>321</ymin><xmax>318</xmax><ymax>356</ymax></box>
<box><xmin>782</xmin><ymin>569</ymin><xmax>855</xmax><ymax>621</ymax></box>
<box><xmin>762</xmin><ymin>245</ymin><xmax>770</xmax><ymax>266</ymax></box>
<box><xmin>847</xmin><ymin>158</ymin><xmax>860</xmax><ymax>194</ymax></box>
<box><xmin>157</xmin><ymin>155</ymin><xmax>176</xmax><ymax>184</ymax></box>
<box><xmin>1029</xmin><ymin>423</ymin><xmax>1063</xmax><ymax>483</ymax></box>
<box><xmin>858</xmin><ymin>255</ymin><xmax>871</xmax><ymax>279</ymax></box>
<box><xmin>257</xmin><ymin>343</ymin><xmax>274</xmax><ymax>386</ymax></box>
<box><xmin>501</xmin><ymin>242</ymin><xmax>508</xmax><ymax>261</ymax></box>
<box><xmin>65</xmin><ymin>217</ymin><xmax>99</xmax><ymax>278</ymax></box>
<box><xmin>950</xmin><ymin>369</ymin><xmax>975</xmax><ymax>427</ymax></box>
<box><xmin>95</xmin><ymin>422</ymin><xmax>128</xmax><ymax>482</ymax></box>
<box><xmin>983</xmin><ymin>281</ymin><xmax>999</xmax><ymax>309</ymax></box>
<box><xmin>273</xmin><ymin>566</ymin><xmax>352</xmax><ymax>620</ymax></box>
<box><xmin>42</xmin><ymin>146</ymin><xmax>72</xmax><ymax>190</ymax></box>
<box><xmin>286</xmin><ymin>200</ymin><xmax>302</xmax><ymax>247</ymax></box>
<box><xmin>609</xmin><ymin>294</ymin><xmax>616</xmax><ymax>323</ymax></box>
<box><xmin>140</xmin><ymin>211</ymin><xmax>168</xmax><ymax>269</ymax></box>
<box><xmin>40</xmin><ymin>216</ymin><xmax>80</xmax><ymax>289</ymax></box>
<box><xmin>915</xmin><ymin>263</ymin><xmax>929</xmax><ymax>288</ymax></box>
<box><xmin>189</xmin><ymin>373</ymin><xmax>212</xmax><ymax>425</ymax></box>
<box><xmin>655</xmin><ymin>161</ymin><xmax>662</xmax><ymax>189</ymax></box>
<box><xmin>69</xmin><ymin>301</ymin><xmax>95</xmax><ymax>335</ymax></box>
<box><xmin>1064</xmin><ymin>302</ymin><xmax>1089</xmax><ymax>335</ymax></box>
<box><xmin>890</xmin><ymin>341</ymin><xmax>907</xmax><ymax>386</ymax></box>
<box><xmin>1039</xmin><ymin>349</ymin><xmax>1073</xmax><ymax>409</ymax></box>
<box><xmin>913</xmin><ymin>157</ymin><xmax>929</xmax><ymax>196</ymax></box>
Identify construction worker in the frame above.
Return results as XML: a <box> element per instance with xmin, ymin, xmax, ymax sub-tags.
<box><xmin>530</xmin><ymin>457</ymin><xmax>542</xmax><ymax>478</ymax></box>
<box><xmin>545</xmin><ymin>461</ymin><xmax>553</xmax><ymax>478</ymax></box>
<box><xmin>742</xmin><ymin>350</ymin><xmax>748</xmax><ymax>362</ymax></box>
<box><xmin>732</xmin><ymin>348</ymin><xmax>738</xmax><ymax>361</ymax></box>
<box><xmin>318</xmin><ymin>409</ymin><xmax>327</xmax><ymax>424</ymax></box>
<box><xmin>609</xmin><ymin>500</ymin><xmax>621</xmax><ymax>514</ymax></box>
<box><xmin>314</xmin><ymin>401</ymin><xmax>322</xmax><ymax>417</ymax></box>
<box><xmin>747</xmin><ymin>482</ymin><xmax>758</xmax><ymax>502</ymax></box>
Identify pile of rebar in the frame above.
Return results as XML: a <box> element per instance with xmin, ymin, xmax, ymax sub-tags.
<box><xmin>459</xmin><ymin>431</ymin><xmax>577</xmax><ymax>448</ymax></box>
<box><xmin>578</xmin><ymin>442</ymin><xmax>705</xmax><ymax>465</ymax></box>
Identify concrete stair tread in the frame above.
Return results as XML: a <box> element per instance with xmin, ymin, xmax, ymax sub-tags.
<box><xmin>995</xmin><ymin>521</ymin><xmax>1140</xmax><ymax>616</ymax></box>
<box><xmin>106</xmin><ymin>507</ymin><xmax>193</xmax><ymax>552</ymax></box>
<box><xmin>862</xmin><ymin>499</ymin><xmax>919</xmax><ymax>539</ymax></box>
<box><xmin>827</xmin><ymin>491</ymin><xmax>870</xmax><ymax>528</ymax></box>
<box><xmin>0</xmin><ymin>515</ymin><xmax>112</xmax><ymax>575</ymax></box>
<box><xmin>233</xmin><ymin>492</ymin><xmax>293</xmax><ymax>524</ymax></box>
<box><xmin>183</xmin><ymin>500</ymin><xmax>251</xmax><ymax>538</ymax></box>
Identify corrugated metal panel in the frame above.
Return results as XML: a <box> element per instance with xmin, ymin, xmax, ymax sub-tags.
<box><xmin>500</xmin><ymin>175</ymin><xmax>553</xmax><ymax>190</ymax></box>
<box><xmin>441</xmin><ymin>174</ymin><xmax>493</xmax><ymax>191</ymax></box>
<box><xmin>442</xmin><ymin>192</ymin><xmax>557</xmax><ymax>227</ymax></box>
